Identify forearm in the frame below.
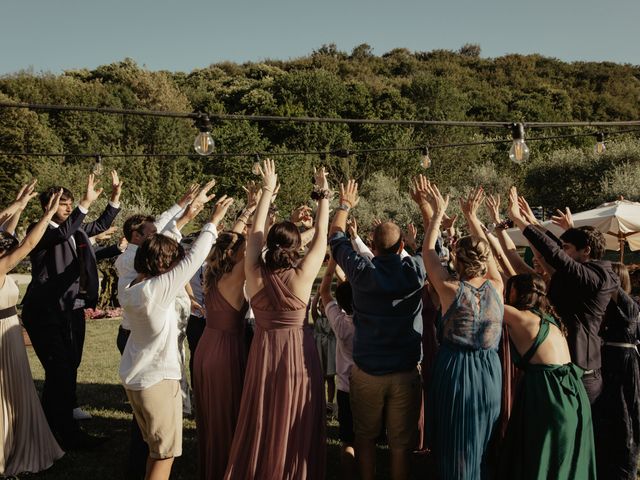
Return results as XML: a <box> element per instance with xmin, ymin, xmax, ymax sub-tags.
<box><xmin>329</xmin><ymin>209</ymin><xmax>348</xmax><ymax>236</ymax></box>
<box><xmin>246</xmin><ymin>188</ymin><xmax>273</xmax><ymax>263</ymax></box>
<box><xmin>486</xmin><ymin>233</ymin><xmax>517</xmax><ymax>277</ymax></box>
<box><xmin>1</xmin><ymin>207</ymin><xmax>24</xmax><ymax>235</ymax></box>
<box><xmin>231</xmin><ymin>206</ymin><xmax>255</xmax><ymax>233</ymax></box>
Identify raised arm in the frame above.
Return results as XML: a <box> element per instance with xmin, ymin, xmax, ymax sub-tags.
<box><xmin>413</xmin><ymin>176</ymin><xmax>453</xmax><ymax>297</ymax></box>
<box><xmin>0</xmin><ymin>190</ymin><xmax>62</xmax><ymax>275</ymax></box>
<box><xmin>82</xmin><ymin>172</ymin><xmax>121</xmax><ymax>237</ymax></box>
<box><xmin>319</xmin><ymin>257</ymin><xmax>337</xmax><ymax>307</ymax></box>
<box><xmin>330</xmin><ymin>179</ymin><xmax>358</xmax><ymax>237</ymax></box>
<box><xmin>296</xmin><ymin>167</ymin><xmax>330</xmax><ymax>286</ymax></box>
<box><xmin>245</xmin><ymin>159</ymin><xmax>278</xmax><ymax>277</ymax></box>
<box><xmin>1</xmin><ymin>180</ymin><xmax>38</xmax><ymax>235</ymax></box>
<box><xmin>232</xmin><ymin>181</ymin><xmax>261</xmax><ymax>233</ymax></box>
<box><xmin>459</xmin><ymin>186</ymin><xmax>502</xmax><ymax>288</ymax></box>
<box><xmin>486</xmin><ymin>193</ymin><xmax>533</xmax><ymax>275</ymax></box>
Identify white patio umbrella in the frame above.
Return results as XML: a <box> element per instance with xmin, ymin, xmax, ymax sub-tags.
<box><xmin>506</xmin><ymin>199</ymin><xmax>640</xmax><ymax>263</ymax></box>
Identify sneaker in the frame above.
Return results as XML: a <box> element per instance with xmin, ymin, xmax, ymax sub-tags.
<box><xmin>73</xmin><ymin>407</ymin><xmax>92</xmax><ymax>420</ymax></box>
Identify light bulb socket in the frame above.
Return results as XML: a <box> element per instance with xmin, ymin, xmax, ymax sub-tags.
<box><xmin>194</xmin><ymin>113</ymin><xmax>212</xmax><ymax>133</ymax></box>
<box><xmin>421</xmin><ymin>146</ymin><xmax>429</xmax><ymax>156</ymax></box>
<box><xmin>254</xmin><ymin>153</ymin><xmax>261</xmax><ymax>162</ymax></box>
<box><xmin>511</xmin><ymin>123</ymin><xmax>525</xmax><ymax>140</ymax></box>
<box><xmin>595</xmin><ymin>132</ymin><xmax>605</xmax><ymax>143</ymax></box>
<box><xmin>95</xmin><ymin>154</ymin><xmax>102</xmax><ymax>164</ymax></box>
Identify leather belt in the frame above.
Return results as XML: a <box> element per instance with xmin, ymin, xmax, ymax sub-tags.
<box><xmin>604</xmin><ymin>341</ymin><xmax>638</xmax><ymax>349</ymax></box>
<box><xmin>0</xmin><ymin>306</ymin><xmax>17</xmax><ymax>320</ymax></box>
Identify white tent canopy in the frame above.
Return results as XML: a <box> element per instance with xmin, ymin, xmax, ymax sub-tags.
<box><xmin>506</xmin><ymin>199</ymin><xmax>640</xmax><ymax>253</ymax></box>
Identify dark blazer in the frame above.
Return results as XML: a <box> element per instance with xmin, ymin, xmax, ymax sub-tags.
<box><xmin>23</xmin><ymin>204</ymin><xmax>120</xmax><ymax>312</ymax></box>
<box><xmin>523</xmin><ymin>225</ymin><xmax>619</xmax><ymax>370</ymax></box>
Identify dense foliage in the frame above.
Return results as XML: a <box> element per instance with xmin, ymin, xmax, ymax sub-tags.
<box><xmin>1</xmin><ymin>44</ymin><xmax>639</xmax><ymax>227</ymax></box>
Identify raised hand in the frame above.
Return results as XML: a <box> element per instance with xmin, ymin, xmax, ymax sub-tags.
<box><xmin>92</xmin><ymin>225</ymin><xmax>118</xmax><ymax>242</ymax></box>
<box><xmin>110</xmin><ymin>170</ymin><xmax>123</xmax><ymax>204</ymax></box>
<box><xmin>410</xmin><ymin>174</ymin><xmax>430</xmax><ymax>206</ymax></box>
<box><xmin>182</xmin><ymin>200</ymin><xmax>205</xmax><ymax>223</ymax></box>
<box><xmin>425</xmin><ymin>181</ymin><xmax>449</xmax><ymax>216</ymax></box>
<box><xmin>291</xmin><ymin>205</ymin><xmax>313</xmax><ymax>226</ymax></box>
<box><xmin>485</xmin><ymin>194</ymin><xmax>502</xmax><ymax>224</ymax></box>
<box><xmin>80</xmin><ymin>173</ymin><xmax>104</xmax><ymax>209</ymax></box>
<box><xmin>313</xmin><ymin>166</ymin><xmax>329</xmax><ymax>191</ymax></box>
<box><xmin>257</xmin><ymin>158</ymin><xmax>278</xmax><ymax>193</ymax></box>
<box><xmin>347</xmin><ymin>217</ymin><xmax>358</xmax><ymax>238</ymax></box>
<box><xmin>339</xmin><ymin>179</ymin><xmax>359</xmax><ymax>208</ymax></box>
<box><xmin>178</xmin><ymin>183</ymin><xmax>200</xmax><ymax>208</ymax></box>
<box><xmin>517</xmin><ymin>195</ymin><xmax>539</xmax><ymax>225</ymax></box>
<box><xmin>210</xmin><ymin>195</ymin><xmax>235</xmax><ymax>225</ymax></box>
<box><xmin>44</xmin><ymin>189</ymin><xmax>63</xmax><ymax>220</ymax></box>
<box><xmin>459</xmin><ymin>186</ymin><xmax>485</xmax><ymax>219</ymax></box>
<box><xmin>404</xmin><ymin>223</ymin><xmax>418</xmax><ymax>251</ymax></box>
<box><xmin>242</xmin><ymin>180</ymin><xmax>262</xmax><ymax>209</ymax></box>
<box><xmin>194</xmin><ymin>179</ymin><xmax>217</xmax><ymax>205</ymax></box>
<box><xmin>507</xmin><ymin>186</ymin><xmax>524</xmax><ymax>223</ymax></box>
<box><xmin>551</xmin><ymin>207</ymin><xmax>574</xmax><ymax>231</ymax></box>
<box><xmin>441</xmin><ymin>214</ymin><xmax>458</xmax><ymax>231</ymax></box>
<box><xmin>15</xmin><ymin>179</ymin><xmax>38</xmax><ymax>209</ymax></box>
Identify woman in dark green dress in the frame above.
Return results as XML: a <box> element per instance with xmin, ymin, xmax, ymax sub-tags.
<box><xmin>498</xmin><ymin>273</ymin><xmax>596</xmax><ymax>480</ymax></box>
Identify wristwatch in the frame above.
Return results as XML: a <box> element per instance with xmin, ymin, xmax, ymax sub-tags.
<box><xmin>337</xmin><ymin>203</ymin><xmax>351</xmax><ymax>212</ymax></box>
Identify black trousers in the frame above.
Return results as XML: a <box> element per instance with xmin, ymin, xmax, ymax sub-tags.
<box><xmin>186</xmin><ymin>315</ymin><xmax>206</xmax><ymax>386</ymax></box>
<box><xmin>117</xmin><ymin>326</ymin><xmax>149</xmax><ymax>479</ymax></box>
<box><xmin>22</xmin><ymin>306</ymin><xmax>85</xmax><ymax>443</ymax></box>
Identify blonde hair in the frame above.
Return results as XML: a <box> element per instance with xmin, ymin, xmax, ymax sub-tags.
<box><xmin>454</xmin><ymin>235</ymin><xmax>490</xmax><ymax>279</ymax></box>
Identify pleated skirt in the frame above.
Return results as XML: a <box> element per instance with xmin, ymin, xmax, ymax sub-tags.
<box><xmin>427</xmin><ymin>342</ymin><xmax>501</xmax><ymax>480</ymax></box>
<box><xmin>0</xmin><ymin>315</ymin><xmax>64</xmax><ymax>475</ymax></box>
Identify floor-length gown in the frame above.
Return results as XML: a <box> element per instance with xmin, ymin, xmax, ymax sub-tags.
<box><xmin>596</xmin><ymin>289</ymin><xmax>640</xmax><ymax>480</ymax></box>
<box><xmin>498</xmin><ymin>310</ymin><xmax>596</xmax><ymax>479</ymax></box>
<box><xmin>224</xmin><ymin>267</ymin><xmax>326</xmax><ymax>480</ymax></box>
<box><xmin>427</xmin><ymin>280</ymin><xmax>503</xmax><ymax>480</ymax></box>
<box><xmin>193</xmin><ymin>284</ymin><xmax>249</xmax><ymax>480</ymax></box>
<box><xmin>0</xmin><ymin>275</ymin><xmax>64</xmax><ymax>475</ymax></box>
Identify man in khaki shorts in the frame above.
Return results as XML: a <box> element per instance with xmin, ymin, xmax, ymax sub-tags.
<box><xmin>329</xmin><ymin>180</ymin><xmax>425</xmax><ymax>480</ymax></box>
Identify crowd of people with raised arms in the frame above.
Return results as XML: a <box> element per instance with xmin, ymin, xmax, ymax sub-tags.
<box><xmin>0</xmin><ymin>159</ymin><xmax>638</xmax><ymax>480</ymax></box>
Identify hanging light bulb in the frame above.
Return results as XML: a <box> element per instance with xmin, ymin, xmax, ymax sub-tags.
<box><xmin>420</xmin><ymin>146</ymin><xmax>431</xmax><ymax>169</ymax></box>
<box><xmin>509</xmin><ymin>123</ymin><xmax>530</xmax><ymax>164</ymax></box>
<box><xmin>252</xmin><ymin>154</ymin><xmax>261</xmax><ymax>175</ymax></box>
<box><xmin>193</xmin><ymin>114</ymin><xmax>215</xmax><ymax>156</ymax></box>
<box><xmin>594</xmin><ymin>132</ymin><xmax>606</xmax><ymax>154</ymax></box>
<box><xmin>92</xmin><ymin>155</ymin><xmax>104</xmax><ymax>175</ymax></box>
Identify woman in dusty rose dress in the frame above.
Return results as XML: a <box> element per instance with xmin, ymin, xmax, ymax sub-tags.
<box><xmin>193</xmin><ymin>184</ymin><xmax>260</xmax><ymax>480</ymax></box>
<box><xmin>224</xmin><ymin>160</ymin><xmax>329</xmax><ymax>480</ymax></box>
<box><xmin>0</xmin><ymin>184</ymin><xmax>64</xmax><ymax>476</ymax></box>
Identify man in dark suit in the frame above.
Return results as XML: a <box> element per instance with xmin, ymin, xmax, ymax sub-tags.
<box><xmin>22</xmin><ymin>172</ymin><xmax>122</xmax><ymax>448</ymax></box>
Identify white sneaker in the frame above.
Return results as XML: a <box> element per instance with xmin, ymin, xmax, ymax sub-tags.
<box><xmin>73</xmin><ymin>407</ymin><xmax>92</xmax><ymax>420</ymax></box>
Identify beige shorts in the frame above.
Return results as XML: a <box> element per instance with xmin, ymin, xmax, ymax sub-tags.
<box><xmin>350</xmin><ymin>365</ymin><xmax>421</xmax><ymax>450</ymax></box>
<box><xmin>125</xmin><ymin>379</ymin><xmax>182</xmax><ymax>459</ymax></box>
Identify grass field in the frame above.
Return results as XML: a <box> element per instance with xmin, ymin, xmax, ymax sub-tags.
<box><xmin>21</xmin><ymin>318</ymin><xmax>409</xmax><ymax>479</ymax></box>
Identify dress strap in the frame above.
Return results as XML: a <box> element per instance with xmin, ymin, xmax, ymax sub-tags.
<box><xmin>518</xmin><ymin>309</ymin><xmax>553</xmax><ymax>365</ymax></box>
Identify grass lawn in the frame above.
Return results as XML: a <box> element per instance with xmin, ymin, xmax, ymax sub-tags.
<box><xmin>22</xmin><ymin>317</ymin><xmax>408</xmax><ymax>479</ymax></box>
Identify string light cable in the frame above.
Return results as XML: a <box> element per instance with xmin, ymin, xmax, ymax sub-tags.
<box><xmin>0</xmin><ymin>128</ymin><xmax>638</xmax><ymax>160</ymax></box>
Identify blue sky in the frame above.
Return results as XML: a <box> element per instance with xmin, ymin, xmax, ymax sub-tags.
<box><xmin>1</xmin><ymin>0</ymin><xmax>638</xmax><ymax>75</ymax></box>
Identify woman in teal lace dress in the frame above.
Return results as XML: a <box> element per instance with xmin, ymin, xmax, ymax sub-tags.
<box><xmin>498</xmin><ymin>273</ymin><xmax>596</xmax><ymax>479</ymax></box>
<box><xmin>413</xmin><ymin>181</ymin><xmax>503</xmax><ymax>480</ymax></box>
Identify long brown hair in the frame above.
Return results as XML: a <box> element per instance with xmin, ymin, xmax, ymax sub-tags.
<box><xmin>262</xmin><ymin>221</ymin><xmax>301</xmax><ymax>271</ymax></box>
<box><xmin>203</xmin><ymin>231</ymin><xmax>245</xmax><ymax>291</ymax></box>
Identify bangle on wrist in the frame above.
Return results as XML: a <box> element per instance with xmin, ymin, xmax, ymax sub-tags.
<box><xmin>337</xmin><ymin>204</ymin><xmax>350</xmax><ymax>212</ymax></box>
<box><xmin>311</xmin><ymin>187</ymin><xmax>332</xmax><ymax>201</ymax></box>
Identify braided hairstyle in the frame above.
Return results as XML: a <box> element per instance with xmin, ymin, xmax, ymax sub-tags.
<box><xmin>203</xmin><ymin>231</ymin><xmax>246</xmax><ymax>291</ymax></box>
<box><xmin>262</xmin><ymin>221</ymin><xmax>301</xmax><ymax>271</ymax></box>
<box><xmin>454</xmin><ymin>235</ymin><xmax>490</xmax><ymax>280</ymax></box>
